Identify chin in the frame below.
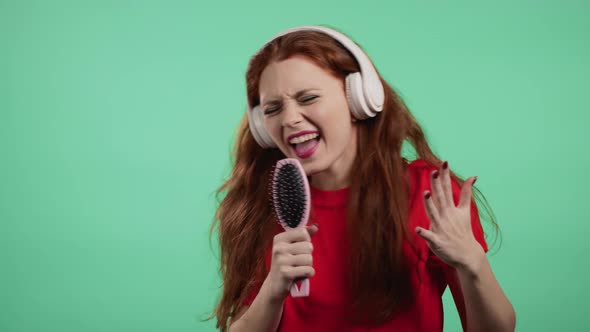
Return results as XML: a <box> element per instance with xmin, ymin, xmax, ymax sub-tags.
<box><xmin>300</xmin><ymin>159</ymin><xmax>329</xmax><ymax>177</ymax></box>
<box><xmin>299</xmin><ymin>163</ymin><xmax>315</xmax><ymax>176</ymax></box>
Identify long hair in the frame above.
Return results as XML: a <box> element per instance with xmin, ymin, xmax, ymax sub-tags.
<box><xmin>210</xmin><ymin>28</ymin><xmax>499</xmax><ymax>331</ymax></box>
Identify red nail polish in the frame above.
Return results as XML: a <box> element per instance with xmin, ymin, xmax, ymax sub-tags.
<box><xmin>432</xmin><ymin>171</ymin><xmax>439</xmax><ymax>179</ymax></box>
<box><xmin>472</xmin><ymin>177</ymin><xmax>478</xmax><ymax>185</ymax></box>
<box><xmin>424</xmin><ymin>191</ymin><xmax>431</xmax><ymax>199</ymax></box>
<box><xmin>442</xmin><ymin>161</ymin><xmax>448</xmax><ymax>170</ymax></box>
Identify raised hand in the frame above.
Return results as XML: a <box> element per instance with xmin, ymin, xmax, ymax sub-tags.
<box><xmin>415</xmin><ymin>161</ymin><xmax>485</xmax><ymax>270</ymax></box>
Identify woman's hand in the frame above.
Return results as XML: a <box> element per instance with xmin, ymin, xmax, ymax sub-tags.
<box><xmin>265</xmin><ymin>224</ymin><xmax>318</xmax><ymax>302</ymax></box>
<box><xmin>415</xmin><ymin>161</ymin><xmax>485</xmax><ymax>272</ymax></box>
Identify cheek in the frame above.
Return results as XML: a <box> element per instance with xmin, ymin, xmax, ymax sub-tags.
<box><xmin>263</xmin><ymin>118</ymin><xmax>281</xmax><ymax>140</ymax></box>
<box><xmin>263</xmin><ymin>118</ymin><xmax>292</xmax><ymax>155</ymax></box>
<box><xmin>323</xmin><ymin>118</ymin><xmax>353</xmax><ymax>146</ymax></box>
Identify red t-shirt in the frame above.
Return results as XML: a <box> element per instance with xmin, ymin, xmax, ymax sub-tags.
<box><xmin>243</xmin><ymin>159</ymin><xmax>488</xmax><ymax>331</ymax></box>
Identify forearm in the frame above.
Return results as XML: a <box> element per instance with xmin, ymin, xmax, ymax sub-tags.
<box><xmin>457</xmin><ymin>253</ymin><xmax>516</xmax><ymax>332</ymax></box>
<box><xmin>229</xmin><ymin>279</ymin><xmax>284</xmax><ymax>332</ymax></box>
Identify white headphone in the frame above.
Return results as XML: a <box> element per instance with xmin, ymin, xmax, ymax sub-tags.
<box><xmin>247</xmin><ymin>25</ymin><xmax>385</xmax><ymax>149</ymax></box>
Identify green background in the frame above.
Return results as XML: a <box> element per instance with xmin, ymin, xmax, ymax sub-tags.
<box><xmin>2</xmin><ymin>0</ymin><xmax>588</xmax><ymax>331</ymax></box>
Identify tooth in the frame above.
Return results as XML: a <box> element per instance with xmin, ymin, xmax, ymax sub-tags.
<box><xmin>289</xmin><ymin>133</ymin><xmax>319</xmax><ymax>144</ymax></box>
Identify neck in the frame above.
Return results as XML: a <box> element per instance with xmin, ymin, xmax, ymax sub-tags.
<box><xmin>310</xmin><ymin>168</ymin><xmax>351</xmax><ymax>190</ymax></box>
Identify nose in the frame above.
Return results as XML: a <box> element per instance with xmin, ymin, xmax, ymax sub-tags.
<box><xmin>280</xmin><ymin>102</ymin><xmax>304</xmax><ymax>127</ymax></box>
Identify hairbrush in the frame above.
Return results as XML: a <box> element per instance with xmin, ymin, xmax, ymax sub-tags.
<box><xmin>270</xmin><ymin>158</ymin><xmax>311</xmax><ymax>298</ymax></box>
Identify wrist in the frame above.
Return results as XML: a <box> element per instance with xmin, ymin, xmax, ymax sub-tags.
<box><xmin>458</xmin><ymin>245</ymin><xmax>487</xmax><ymax>279</ymax></box>
<box><xmin>261</xmin><ymin>277</ymin><xmax>288</xmax><ymax>306</ymax></box>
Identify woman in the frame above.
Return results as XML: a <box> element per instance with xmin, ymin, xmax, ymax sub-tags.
<box><xmin>211</xmin><ymin>25</ymin><xmax>516</xmax><ymax>332</ymax></box>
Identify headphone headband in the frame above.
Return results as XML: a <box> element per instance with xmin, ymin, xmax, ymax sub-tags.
<box><xmin>254</xmin><ymin>26</ymin><xmax>384</xmax><ymax>111</ymax></box>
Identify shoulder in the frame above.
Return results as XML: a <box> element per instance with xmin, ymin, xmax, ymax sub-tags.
<box><xmin>404</xmin><ymin>158</ymin><xmax>465</xmax><ymax>203</ymax></box>
<box><xmin>404</xmin><ymin>158</ymin><xmax>439</xmax><ymax>193</ymax></box>
<box><xmin>404</xmin><ymin>159</ymin><xmax>437</xmax><ymax>237</ymax></box>
<box><xmin>404</xmin><ymin>158</ymin><xmax>463</xmax><ymax>226</ymax></box>
<box><xmin>405</xmin><ymin>158</ymin><xmax>438</xmax><ymax>175</ymax></box>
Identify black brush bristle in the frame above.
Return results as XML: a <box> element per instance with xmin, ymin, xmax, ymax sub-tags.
<box><xmin>272</xmin><ymin>163</ymin><xmax>307</xmax><ymax>228</ymax></box>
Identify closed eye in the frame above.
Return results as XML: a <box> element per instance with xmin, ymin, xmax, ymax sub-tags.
<box><xmin>299</xmin><ymin>95</ymin><xmax>318</xmax><ymax>103</ymax></box>
<box><xmin>263</xmin><ymin>104</ymin><xmax>281</xmax><ymax>115</ymax></box>
<box><xmin>263</xmin><ymin>95</ymin><xmax>318</xmax><ymax>115</ymax></box>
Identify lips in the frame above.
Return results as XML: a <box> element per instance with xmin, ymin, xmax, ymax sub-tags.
<box><xmin>287</xmin><ymin>130</ymin><xmax>319</xmax><ymax>143</ymax></box>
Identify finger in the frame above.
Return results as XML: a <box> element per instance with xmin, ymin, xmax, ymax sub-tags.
<box><xmin>306</xmin><ymin>223</ymin><xmax>319</xmax><ymax>237</ymax></box>
<box><xmin>285</xmin><ymin>241</ymin><xmax>314</xmax><ymax>255</ymax></box>
<box><xmin>423</xmin><ymin>190</ymin><xmax>441</xmax><ymax>224</ymax></box>
<box><xmin>430</xmin><ymin>170</ymin><xmax>445</xmax><ymax>212</ymax></box>
<box><xmin>286</xmin><ymin>253</ymin><xmax>313</xmax><ymax>267</ymax></box>
<box><xmin>272</xmin><ymin>242</ymin><xmax>289</xmax><ymax>256</ymax></box>
<box><xmin>415</xmin><ymin>226</ymin><xmax>438</xmax><ymax>245</ymax></box>
<box><xmin>277</xmin><ymin>227</ymin><xmax>311</xmax><ymax>243</ymax></box>
<box><xmin>280</xmin><ymin>265</ymin><xmax>315</xmax><ymax>280</ymax></box>
<box><xmin>458</xmin><ymin>176</ymin><xmax>477</xmax><ymax>209</ymax></box>
<box><xmin>440</xmin><ymin>161</ymin><xmax>455</xmax><ymax>207</ymax></box>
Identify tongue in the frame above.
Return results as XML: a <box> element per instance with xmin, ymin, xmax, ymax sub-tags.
<box><xmin>295</xmin><ymin>138</ymin><xmax>319</xmax><ymax>154</ymax></box>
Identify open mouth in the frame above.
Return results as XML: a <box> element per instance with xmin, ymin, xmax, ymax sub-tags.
<box><xmin>289</xmin><ymin>133</ymin><xmax>321</xmax><ymax>159</ymax></box>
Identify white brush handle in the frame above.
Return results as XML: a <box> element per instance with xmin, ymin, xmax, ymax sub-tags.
<box><xmin>290</xmin><ymin>278</ymin><xmax>310</xmax><ymax>298</ymax></box>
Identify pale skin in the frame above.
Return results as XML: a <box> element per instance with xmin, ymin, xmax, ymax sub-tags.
<box><xmin>229</xmin><ymin>57</ymin><xmax>516</xmax><ymax>332</ymax></box>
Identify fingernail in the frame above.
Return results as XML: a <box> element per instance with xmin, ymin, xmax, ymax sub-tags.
<box><xmin>424</xmin><ymin>191</ymin><xmax>431</xmax><ymax>199</ymax></box>
<box><xmin>416</xmin><ymin>228</ymin><xmax>421</xmax><ymax>234</ymax></box>
<box><xmin>472</xmin><ymin>177</ymin><xmax>478</xmax><ymax>185</ymax></box>
<box><xmin>432</xmin><ymin>171</ymin><xmax>439</xmax><ymax>179</ymax></box>
<box><xmin>313</xmin><ymin>222</ymin><xmax>319</xmax><ymax>228</ymax></box>
<box><xmin>442</xmin><ymin>161</ymin><xmax>448</xmax><ymax>170</ymax></box>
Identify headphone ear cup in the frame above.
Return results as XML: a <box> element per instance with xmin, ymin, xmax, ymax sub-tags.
<box><xmin>247</xmin><ymin>105</ymin><xmax>277</xmax><ymax>149</ymax></box>
<box><xmin>345</xmin><ymin>72</ymin><xmax>376</xmax><ymax>119</ymax></box>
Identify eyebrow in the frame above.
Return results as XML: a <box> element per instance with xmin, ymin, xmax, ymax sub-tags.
<box><xmin>262</xmin><ymin>89</ymin><xmax>320</xmax><ymax>107</ymax></box>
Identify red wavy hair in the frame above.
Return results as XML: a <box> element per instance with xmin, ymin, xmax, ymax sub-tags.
<box><xmin>210</xmin><ymin>28</ymin><xmax>498</xmax><ymax>331</ymax></box>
